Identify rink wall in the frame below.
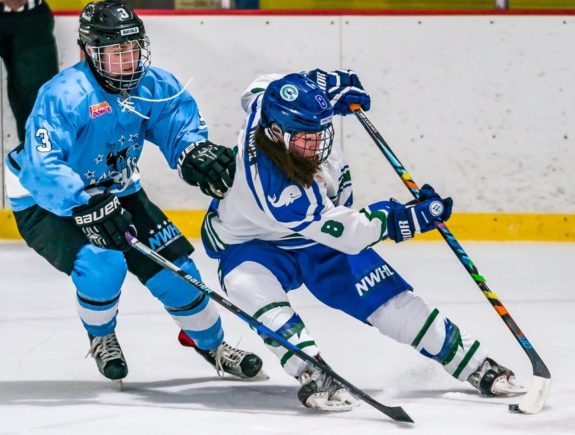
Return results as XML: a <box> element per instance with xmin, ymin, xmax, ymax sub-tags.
<box><xmin>1</xmin><ymin>12</ymin><xmax>574</xmax><ymax>241</ymax></box>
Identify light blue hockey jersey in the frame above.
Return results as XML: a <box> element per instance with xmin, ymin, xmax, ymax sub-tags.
<box><xmin>5</xmin><ymin>61</ymin><xmax>207</xmax><ymax>216</ymax></box>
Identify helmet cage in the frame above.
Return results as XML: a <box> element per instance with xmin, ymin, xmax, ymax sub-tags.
<box><xmin>85</xmin><ymin>36</ymin><xmax>151</xmax><ymax>92</ymax></box>
<box><xmin>268</xmin><ymin>122</ymin><xmax>335</xmax><ymax>164</ymax></box>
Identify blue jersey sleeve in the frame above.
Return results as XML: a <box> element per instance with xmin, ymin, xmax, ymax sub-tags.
<box><xmin>143</xmin><ymin>69</ymin><xmax>209</xmax><ymax>168</ymax></box>
<box><xmin>19</xmin><ymin>99</ymin><xmax>90</xmax><ymax>216</ymax></box>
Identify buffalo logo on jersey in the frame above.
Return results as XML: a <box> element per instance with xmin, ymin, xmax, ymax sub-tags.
<box><xmin>86</xmin><ymin>136</ymin><xmax>139</xmax><ymax>192</ymax></box>
<box><xmin>267</xmin><ymin>185</ymin><xmax>302</xmax><ymax>208</ymax></box>
<box><xmin>198</xmin><ymin>112</ymin><xmax>207</xmax><ymax>130</ymax></box>
<box><xmin>89</xmin><ymin>101</ymin><xmax>112</xmax><ymax>119</ymax></box>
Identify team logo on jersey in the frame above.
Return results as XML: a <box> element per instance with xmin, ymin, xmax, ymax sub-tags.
<box><xmin>268</xmin><ymin>185</ymin><xmax>302</xmax><ymax>207</ymax></box>
<box><xmin>280</xmin><ymin>84</ymin><xmax>298</xmax><ymax>101</ymax></box>
<box><xmin>198</xmin><ymin>112</ymin><xmax>207</xmax><ymax>130</ymax></box>
<box><xmin>89</xmin><ymin>101</ymin><xmax>112</xmax><ymax>119</ymax></box>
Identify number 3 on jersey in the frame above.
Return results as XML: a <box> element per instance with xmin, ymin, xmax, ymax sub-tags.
<box><xmin>36</xmin><ymin>127</ymin><xmax>52</xmax><ymax>152</ymax></box>
<box><xmin>321</xmin><ymin>220</ymin><xmax>344</xmax><ymax>238</ymax></box>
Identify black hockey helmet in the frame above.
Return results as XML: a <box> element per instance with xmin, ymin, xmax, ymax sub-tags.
<box><xmin>78</xmin><ymin>0</ymin><xmax>150</xmax><ymax>93</ymax></box>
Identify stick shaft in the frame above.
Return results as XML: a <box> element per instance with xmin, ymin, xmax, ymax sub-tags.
<box><xmin>351</xmin><ymin>106</ymin><xmax>550</xmax><ymax>380</ymax></box>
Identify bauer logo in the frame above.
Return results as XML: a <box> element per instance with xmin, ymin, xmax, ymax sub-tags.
<box><xmin>89</xmin><ymin>101</ymin><xmax>112</xmax><ymax>119</ymax></box>
<box><xmin>280</xmin><ymin>84</ymin><xmax>298</xmax><ymax>101</ymax></box>
<box><xmin>429</xmin><ymin>201</ymin><xmax>444</xmax><ymax>217</ymax></box>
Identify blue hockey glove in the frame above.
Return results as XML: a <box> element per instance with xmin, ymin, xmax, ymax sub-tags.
<box><xmin>177</xmin><ymin>141</ymin><xmax>236</xmax><ymax>199</ymax></box>
<box><xmin>307</xmin><ymin>69</ymin><xmax>371</xmax><ymax>116</ymax></box>
<box><xmin>363</xmin><ymin>185</ymin><xmax>453</xmax><ymax>243</ymax></box>
<box><xmin>73</xmin><ymin>192</ymin><xmax>136</xmax><ymax>252</ymax></box>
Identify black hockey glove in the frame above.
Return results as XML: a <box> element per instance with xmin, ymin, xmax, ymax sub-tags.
<box><xmin>177</xmin><ymin>140</ymin><xmax>236</xmax><ymax>199</ymax></box>
<box><xmin>72</xmin><ymin>192</ymin><xmax>136</xmax><ymax>252</ymax></box>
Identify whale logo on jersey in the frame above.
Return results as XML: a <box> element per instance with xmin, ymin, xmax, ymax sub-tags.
<box><xmin>268</xmin><ymin>185</ymin><xmax>302</xmax><ymax>208</ymax></box>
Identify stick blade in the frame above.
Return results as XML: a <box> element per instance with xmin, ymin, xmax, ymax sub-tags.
<box><xmin>379</xmin><ymin>405</ymin><xmax>414</xmax><ymax>423</ymax></box>
<box><xmin>509</xmin><ymin>375</ymin><xmax>551</xmax><ymax>414</ymax></box>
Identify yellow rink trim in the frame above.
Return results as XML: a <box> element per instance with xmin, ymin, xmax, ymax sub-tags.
<box><xmin>1</xmin><ymin>209</ymin><xmax>574</xmax><ymax>241</ymax></box>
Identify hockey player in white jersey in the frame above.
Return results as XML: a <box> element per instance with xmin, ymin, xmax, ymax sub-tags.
<box><xmin>201</xmin><ymin>70</ymin><xmax>522</xmax><ymax>410</ymax></box>
<box><xmin>4</xmin><ymin>0</ymin><xmax>263</xmax><ymax>382</ymax></box>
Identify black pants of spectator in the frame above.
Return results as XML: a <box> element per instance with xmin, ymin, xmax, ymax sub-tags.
<box><xmin>0</xmin><ymin>2</ymin><xmax>59</xmax><ymax>141</ymax></box>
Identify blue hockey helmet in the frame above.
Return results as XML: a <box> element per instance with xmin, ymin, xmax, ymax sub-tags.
<box><xmin>260</xmin><ymin>73</ymin><xmax>335</xmax><ymax>163</ymax></box>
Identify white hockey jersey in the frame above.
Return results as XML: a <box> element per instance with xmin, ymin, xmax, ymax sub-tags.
<box><xmin>202</xmin><ymin>74</ymin><xmax>385</xmax><ymax>256</ymax></box>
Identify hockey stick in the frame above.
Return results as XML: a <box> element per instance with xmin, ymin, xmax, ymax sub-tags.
<box><xmin>350</xmin><ymin>104</ymin><xmax>551</xmax><ymax>414</ymax></box>
<box><xmin>125</xmin><ymin>232</ymin><xmax>413</xmax><ymax>423</ymax></box>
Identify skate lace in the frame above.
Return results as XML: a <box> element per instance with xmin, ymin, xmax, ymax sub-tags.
<box><xmin>87</xmin><ymin>334</ymin><xmax>123</xmax><ymax>363</ymax></box>
<box><xmin>210</xmin><ymin>342</ymin><xmax>245</xmax><ymax>377</ymax></box>
<box><xmin>117</xmin><ymin>77</ymin><xmax>193</xmax><ymax>120</ymax></box>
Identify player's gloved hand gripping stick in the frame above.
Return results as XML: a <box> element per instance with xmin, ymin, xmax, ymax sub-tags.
<box><xmin>350</xmin><ymin>104</ymin><xmax>551</xmax><ymax>415</ymax></box>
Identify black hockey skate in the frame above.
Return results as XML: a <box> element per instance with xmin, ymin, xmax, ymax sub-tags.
<box><xmin>468</xmin><ymin>357</ymin><xmax>524</xmax><ymax>396</ymax></box>
<box><xmin>87</xmin><ymin>332</ymin><xmax>128</xmax><ymax>381</ymax></box>
<box><xmin>297</xmin><ymin>356</ymin><xmax>359</xmax><ymax>412</ymax></box>
<box><xmin>178</xmin><ymin>330</ymin><xmax>263</xmax><ymax>379</ymax></box>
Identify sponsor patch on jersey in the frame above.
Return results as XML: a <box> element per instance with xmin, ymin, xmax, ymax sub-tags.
<box><xmin>89</xmin><ymin>101</ymin><xmax>112</xmax><ymax>119</ymax></box>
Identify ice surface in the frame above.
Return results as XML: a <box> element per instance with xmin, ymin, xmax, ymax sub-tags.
<box><xmin>0</xmin><ymin>241</ymin><xmax>573</xmax><ymax>434</ymax></box>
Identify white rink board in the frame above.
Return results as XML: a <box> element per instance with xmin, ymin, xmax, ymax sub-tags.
<box><xmin>1</xmin><ymin>15</ymin><xmax>573</xmax><ymax>212</ymax></box>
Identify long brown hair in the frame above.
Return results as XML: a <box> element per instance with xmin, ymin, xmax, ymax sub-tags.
<box><xmin>254</xmin><ymin>126</ymin><xmax>320</xmax><ymax>187</ymax></box>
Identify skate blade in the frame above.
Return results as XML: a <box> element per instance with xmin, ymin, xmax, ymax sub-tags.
<box><xmin>113</xmin><ymin>379</ymin><xmax>124</xmax><ymax>391</ymax></box>
<box><xmin>331</xmin><ymin>389</ymin><xmax>361</xmax><ymax>408</ymax></box>
<box><xmin>252</xmin><ymin>369</ymin><xmax>270</xmax><ymax>381</ymax></box>
<box><xmin>306</xmin><ymin>395</ymin><xmax>355</xmax><ymax>412</ymax></box>
<box><xmin>492</xmin><ymin>376</ymin><xmax>527</xmax><ymax>395</ymax></box>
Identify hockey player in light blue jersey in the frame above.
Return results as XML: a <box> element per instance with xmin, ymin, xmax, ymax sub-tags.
<box><xmin>4</xmin><ymin>0</ymin><xmax>263</xmax><ymax>382</ymax></box>
<box><xmin>200</xmin><ymin>71</ymin><xmax>522</xmax><ymax>411</ymax></box>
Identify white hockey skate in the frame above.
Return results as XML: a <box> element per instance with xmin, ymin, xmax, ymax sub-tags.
<box><xmin>468</xmin><ymin>357</ymin><xmax>526</xmax><ymax>396</ymax></box>
<box><xmin>297</xmin><ymin>357</ymin><xmax>360</xmax><ymax>412</ymax></box>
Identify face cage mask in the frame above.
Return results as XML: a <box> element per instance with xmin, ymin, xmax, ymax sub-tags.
<box><xmin>86</xmin><ymin>36</ymin><xmax>151</xmax><ymax>92</ymax></box>
<box><xmin>285</xmin><ymin>124</ymin><xmax>335</xmax><ymax>164</ymax></box>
